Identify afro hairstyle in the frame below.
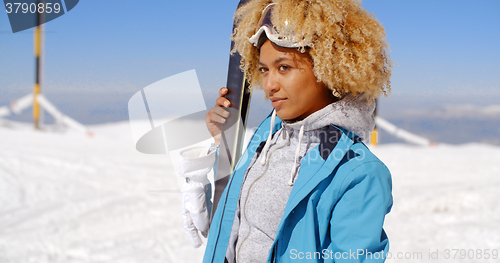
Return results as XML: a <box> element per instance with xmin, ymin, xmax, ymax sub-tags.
<box><xmin>231</xmin><ymin>0</ymin><xmax>392</xmax><ymax>101</ymax></box>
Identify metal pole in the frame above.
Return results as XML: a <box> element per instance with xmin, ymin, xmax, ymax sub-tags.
<box><xmin>33</xmin><ymin>2</ymin><xmax>44</xmax><ymax>129</ymax></box>
<box><xmin>371</xmin><ymin>98</ymin><xmax>379</xmax><ymax>146</ymax></box>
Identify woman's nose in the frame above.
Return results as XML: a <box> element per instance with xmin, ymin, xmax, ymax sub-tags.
<box><xmin>263</xmin><ymin>71</ymin><xmax>279</xmax><ymax>94</ymax></box>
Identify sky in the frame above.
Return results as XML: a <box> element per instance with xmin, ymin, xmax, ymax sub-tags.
<box><xmin>1</xmin><ymin>0</ymin><xmax>499</xmax><ymax>125</ymax></box>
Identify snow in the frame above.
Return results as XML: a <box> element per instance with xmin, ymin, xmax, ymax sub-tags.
<box><xmin>371</xmin><ymin>144</ymin><xmax>500</xmax><ymax>262</ymax></box>
<box><xmin>0</xmin><ymin>122</ymin><xmax>204</xmax><ymax>262</ymax></box>
<box><xmin>1</xmin><ymin>121</ymin><xmax>499</xmax><ymax>262</ymax></box>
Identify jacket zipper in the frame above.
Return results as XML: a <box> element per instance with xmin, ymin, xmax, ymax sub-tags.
<box><xmin>236</xmin><ymin>128</ymin><xmax>290</xmax><ymax>262</ymax></box>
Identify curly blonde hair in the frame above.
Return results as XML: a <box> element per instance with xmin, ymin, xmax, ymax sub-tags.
<box><xmin>231</xmin><ymin>0</ymin><xmax>391</xmax><ymax>100</ymax></box>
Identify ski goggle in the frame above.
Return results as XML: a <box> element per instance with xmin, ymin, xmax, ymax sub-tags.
<box><xmin>248</xmin><ymin>3</ymin><xmax>306</xmax><ymax>48</ymax></box>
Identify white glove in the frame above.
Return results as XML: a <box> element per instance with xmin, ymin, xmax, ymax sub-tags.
<box><xmin>178</xmin><ymin>145</ymin><xmax>216</xmax><ymax>248</ymax></box>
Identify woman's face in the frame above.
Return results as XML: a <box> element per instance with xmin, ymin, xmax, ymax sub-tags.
<box><xmin>258</xmin><ymin>40</ymin><xmax>335</xmax><ymax>121</ymax></box>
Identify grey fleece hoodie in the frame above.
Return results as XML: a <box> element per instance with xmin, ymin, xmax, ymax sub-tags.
<box><xmin>232</xmin><ymin>94</ymin><xmax>376</xmax><ymax>263</ymax></box>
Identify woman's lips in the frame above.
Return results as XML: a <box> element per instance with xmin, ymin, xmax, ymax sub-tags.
<box><xmin>270</xmin><ymin>98</ymin><xmax>286</xmax><ymax>108</ymax></box>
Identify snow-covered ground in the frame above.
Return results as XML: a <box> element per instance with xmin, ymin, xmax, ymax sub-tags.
<box><xmin>372</xmin><ymin>144</ymin><xmax>500</xmax><ymax>262</ymax></box>
<box><xmin>0</xmin><ymin>121</ymin><xmax>499</xmax><ymax>262</ymax></box>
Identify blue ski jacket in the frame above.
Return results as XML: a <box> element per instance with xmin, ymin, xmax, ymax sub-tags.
<box><xmin>203</xmin><ymin>114</ymin><xmax>393</xmax><ymax>262</ymax></box>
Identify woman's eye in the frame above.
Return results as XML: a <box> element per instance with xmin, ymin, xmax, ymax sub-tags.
<box><xmin>279</xmin><ymin>65</ymin><xmax>290</xmax><ymax>72</ymax></box>
<box><xmin>258</xmin><ymin>67</ymin><xmax>268</xmax><ymax>73</ymax></box>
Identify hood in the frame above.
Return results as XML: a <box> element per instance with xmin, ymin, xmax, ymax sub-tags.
<box><xmin>282</xmin><ymin>93</ymin><xmax>376</xmax><ymax>141</ymax></box>
<box><xmin>259</xmin><ymin>93</ymin><xmax>376</xmax><ymax>186</ymax></box>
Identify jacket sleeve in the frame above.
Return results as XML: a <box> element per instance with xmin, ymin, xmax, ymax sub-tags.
<box><xmin>326</xmin><ymin>161</ymin><xmax>393</xmax><ymax>262</ymax></box>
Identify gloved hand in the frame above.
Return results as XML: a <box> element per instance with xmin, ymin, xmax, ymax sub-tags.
<box><xmin>178</xmin><ymin>145</ymin><xmax>216</xmax><ymax>248</ymax></box>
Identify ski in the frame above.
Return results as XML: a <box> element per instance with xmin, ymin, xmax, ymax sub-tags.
<box><xmin>210</xmin><ymin>0</ymin><xmax>252</xmax><ymax>221</ymax></box>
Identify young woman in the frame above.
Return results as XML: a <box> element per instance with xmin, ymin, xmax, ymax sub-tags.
<box><xmin>178</xmin><ymin>0</ymin><xmax>393</xmax><ymax>262</ymax></box>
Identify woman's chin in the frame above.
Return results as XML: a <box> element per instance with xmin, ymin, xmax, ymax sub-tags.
<box><xmin>276</xmin><ymin>111</ymin><xmax>299</xmax><ymax>122</ymax></box>
<box><xmin>275</xmin><ymin>110</ymin><xmax>286</xmax><ymax>120</ymax></box>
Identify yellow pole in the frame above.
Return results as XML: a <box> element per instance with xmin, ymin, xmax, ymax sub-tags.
<box><xmin>33</xmin><ymin>26</ymin><xmax>40</xmax><ymax>129</ymax></box>
<box><xmin>371</xmin><ymin>127</ymin><xmax>378</xmax><ymax>146</ymax></box>
<box><xmin>371</xmin><ymin>98</ymin><xmax>379</xmax><ymax>146</ymax></box>
<box><xmin>33</xmin><ymin>6</ymin><xmax>43</xmax><ymax>130</ymax></box>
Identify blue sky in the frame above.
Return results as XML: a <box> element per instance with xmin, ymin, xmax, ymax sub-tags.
<box><xmin>1</xmin><ymin>0</ymin><xmax>499</xmax><ymax>124</ymax></box>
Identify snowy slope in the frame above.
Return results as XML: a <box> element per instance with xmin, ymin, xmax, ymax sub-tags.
<box><xmin>1</xmin><ymin>121</ymin><xmax>499</xmax><ymax>262</ymax></box>
<box><xmin>0</xmin><ymin>122</ymin><xmax>205</xmax><ymax>262</ymax></box>
<box><xmin>372</xmin><ymin>144</ymin><xmax>500</xmax><ymax>262</ymax></box>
